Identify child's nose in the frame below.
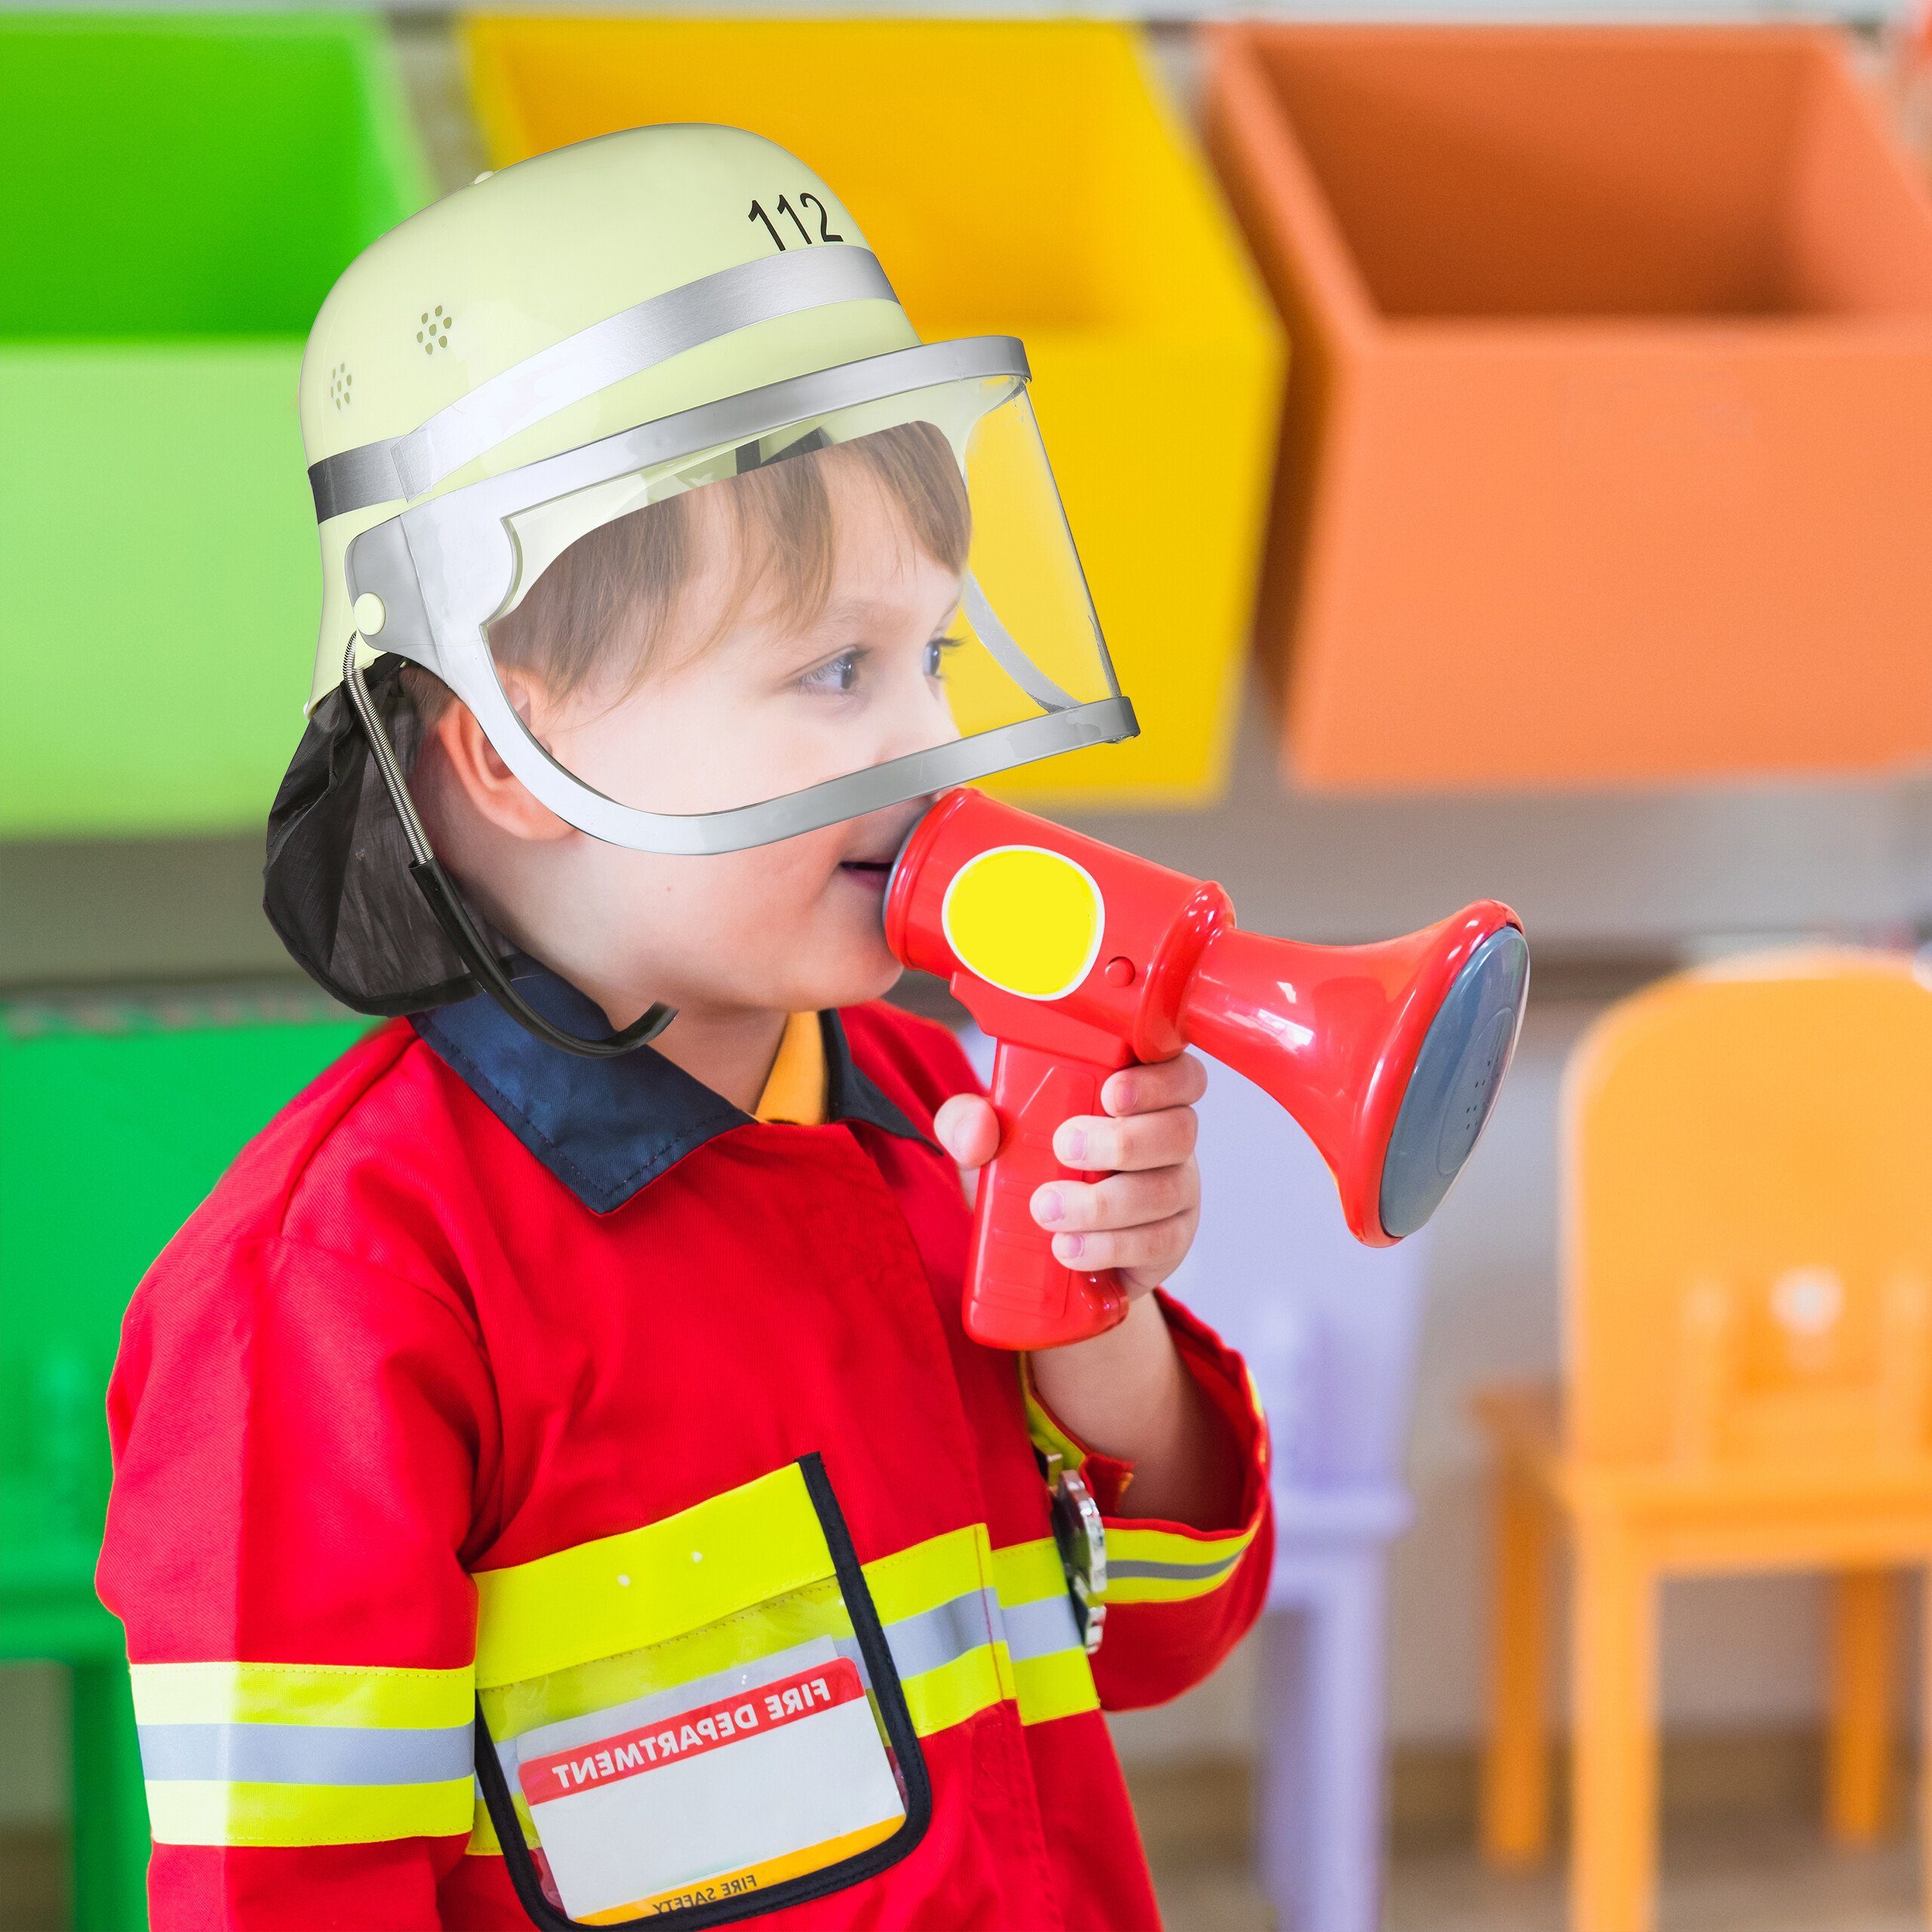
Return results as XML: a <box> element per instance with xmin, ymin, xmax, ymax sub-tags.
<box><xmin>875</xmin><ymin>679</ymin><xmax>962</xmax><ymax>765</ymax></box>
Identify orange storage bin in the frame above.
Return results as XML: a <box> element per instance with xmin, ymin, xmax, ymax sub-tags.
<box><xmin>462</xmin><ymin>17</ymin><xmax>1283</xmax><ymax>808</ymax></box>
<box><xmin>1204</xmin><ymin>26</ymin><xmax>1932</xmax><ymax>791</ymax></box>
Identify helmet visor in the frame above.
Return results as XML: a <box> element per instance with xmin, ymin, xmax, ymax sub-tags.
<box><xmin>464</xmin><ymin>372</ymin><xmax>1125</xmax><ymax>846</ymax></box>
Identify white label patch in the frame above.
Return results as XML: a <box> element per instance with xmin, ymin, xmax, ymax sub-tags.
<box><xmin>516</xmin><ymin>1638</ymin><xmax>904</xmax><ymax>1921</ymax></box>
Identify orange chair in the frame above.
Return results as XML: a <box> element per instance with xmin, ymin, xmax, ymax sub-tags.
<box><xmin>1474</xmin><ymin>950</ymin><xmax>1932</xmax><ymax>1932</ymax></box>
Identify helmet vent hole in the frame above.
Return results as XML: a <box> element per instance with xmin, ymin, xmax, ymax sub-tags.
<box><xmin>328</xmin><ymin>361</ymin><xmax>353</xmax><ymax>411</ymax></box>
<box><xmin>415</xmin><ymin>305</ymin><xmax>455</xmax><ymax>355</ymax></box>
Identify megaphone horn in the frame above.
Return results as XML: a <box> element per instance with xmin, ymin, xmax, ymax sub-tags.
<box><xmin>1180</xmin><ymin>910</ymin><xmax>1528</xmax><ymax>1244</ymax></box>
<box><xmin>885</xmin><ymin>788</ymin><xmax>1528</xmax><ymax>1349</ymax></box>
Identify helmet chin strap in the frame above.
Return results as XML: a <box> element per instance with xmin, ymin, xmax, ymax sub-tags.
<box><xmin>343</xmin><ymin>639</ymin><xmax>675</xmax><ymax>1058</ymax></box>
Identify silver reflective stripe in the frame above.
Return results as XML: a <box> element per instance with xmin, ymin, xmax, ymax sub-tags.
<box><xmin>1000</xmin><ymin>1591</ymin><xmax>1084</xmax><ymax>1664</ymax></box>
<box><xmin>137</xmin><ymin>1721</ymin><xmax>475</xmax><ymax>1786</ymax></box>
<box><xmin>1106</xmin><ymin>1549</ymin><xmax>1247</xmax><ymax>1585</ymax></box>
<box><xmin>309</xmin><ymin>247</ymin><xmax>898</xmax><ymax>522</ymax></box>
<box><xmin>878</xmin><ymin>1589</ymin><xmax>1002</xmax><ymax>1681</ymax></box>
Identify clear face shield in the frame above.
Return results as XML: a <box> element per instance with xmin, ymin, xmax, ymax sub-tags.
<box><xmin>344</xmin><ymin>341</ymin><xmax>1136</xmax><ymax>857</ymax></box>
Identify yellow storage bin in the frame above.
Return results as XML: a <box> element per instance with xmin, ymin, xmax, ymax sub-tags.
<box><xmin>462</xmin><ymin>17</ymin><xmax>1284</xmax><ymax>807</ymax></box>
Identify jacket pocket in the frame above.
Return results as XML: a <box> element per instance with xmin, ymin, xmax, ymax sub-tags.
<box><xmin>474</xmin><ymin>1453</ymin><xmax>932</xmax><ymax>1928</ymax></box>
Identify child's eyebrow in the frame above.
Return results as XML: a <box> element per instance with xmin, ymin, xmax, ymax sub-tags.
<box><xmin>792</xmin><ymin>592</ymin><xmax>948</xmax><ymax>641</ymax></box>
<box><xmin>814</xmin><ymin>595</ymin><xmax>911</xmax><ymax>629</ymax></box>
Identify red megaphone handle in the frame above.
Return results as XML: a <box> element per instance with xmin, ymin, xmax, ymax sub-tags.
<box><xmin>963</xmin><ymin>1038</ymin><xmax>1131</xmax><ymax>1352</ymax></box>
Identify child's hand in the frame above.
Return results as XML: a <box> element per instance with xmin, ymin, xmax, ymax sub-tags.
<box><xmin>933</xmin><ymin>1054</ymin><xmax>1204</xmax><ymax>1294</ymax></box>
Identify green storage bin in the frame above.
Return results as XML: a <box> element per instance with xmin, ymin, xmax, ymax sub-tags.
<box><xmin>0</xmin><ymin>14</ymin><xmax>431</xmax><ymax>839</ymax></box>
<box><xmin>0</xmin><ymin>995</ymin><xmax>374</xmax><ymax>1928</ymax></box>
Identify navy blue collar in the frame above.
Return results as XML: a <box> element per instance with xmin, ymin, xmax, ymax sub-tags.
<box><xmin>413</xmin><ymin>961</ymin><xmax>927</xmax><ymax>1214</ymax></box>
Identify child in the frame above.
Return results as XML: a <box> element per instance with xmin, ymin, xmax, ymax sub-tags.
<box><xmin>100</xmin><ymin>125</ymin><xmax>1272</xmax><ymax>1931</ymax></box>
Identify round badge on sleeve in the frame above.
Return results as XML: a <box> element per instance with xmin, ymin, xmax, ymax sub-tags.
<box><xmin>940</xmin><ymin>846</ymin><xmax>1106</xmax><ymax>1001</ymax></box>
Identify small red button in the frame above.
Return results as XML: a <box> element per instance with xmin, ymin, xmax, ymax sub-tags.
<box><xmin>1103</xmin><ymin>956</ymin><xmax>1136</xmax><ymax>987</ymax></box>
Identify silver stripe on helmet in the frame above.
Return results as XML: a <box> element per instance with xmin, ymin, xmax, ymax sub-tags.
<box><xmin>137</xmin><ymin>1720</ymin><xmax>475</xmax><ymax>1787</ymax></box>
<box><xmin>309</xmin><ymin>246</ymin><xmax>899</xmax><ymax>524</ymax></box>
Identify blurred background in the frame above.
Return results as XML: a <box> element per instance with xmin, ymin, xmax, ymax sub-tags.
<box><xmin>8</xmin><ymin>5</ymin><xmax>1932</xmax><ymax>1930</ymax></box>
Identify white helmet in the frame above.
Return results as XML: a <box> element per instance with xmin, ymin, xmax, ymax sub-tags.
<box><xmin>267</xmin><ymin>125</ymin><xmax>1135</xmax><ymax>1050</ymax></box>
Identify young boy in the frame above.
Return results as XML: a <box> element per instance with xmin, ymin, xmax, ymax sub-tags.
<box><xmin>100</xmin><ymin>125</ymin><xmax>1272</xmax><ymax>1930</ymax></box>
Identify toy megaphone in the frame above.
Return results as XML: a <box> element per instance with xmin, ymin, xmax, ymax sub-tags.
<box><xmin>885</xmin><ymin>788</ymin><xmax>1528</xmax><ymax>1351</ymax></box>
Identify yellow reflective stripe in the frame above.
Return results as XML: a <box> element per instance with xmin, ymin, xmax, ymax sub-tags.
<box><xmin>863</xmin><ymin>1522</ymin><xmax>992</xmax><ymax>1624</ymax></box>
<box><xmin>1242</xmin><ymin>1359</ymin><xmax>1268</xmax><ymax>1433</ymax></box>
<box><xmin>899</xmin><ymin>1642</ymin><xmax>1008</xmax><ymax>1737</ymax></box>
<box><xmin>146</xmin><ymin>1776</ymin><xmax>472</xmax><ymax>1848</ymax></box>
<box><xmin>1012</xmin><ymin>1647</ymin><xmax>1100</xmax><ymax>1725</ymax></box>
<box><xmin>989</xmin><ymin>1536</ymin><xmax>1067</xmax><ymax>1608</ymax></box>
<box><xmin>467</xmin><ymin>1797</ymin><xmax>501</xmax><ymax>1855</ymax></box>
<box><xmin>991</xmin><ymin>1539</ymin><xmax>1099</xmax><ymax>1724</ymax></box>
<box><xmin>463</xmin><ymin>1785</ymin><xmax>540</xmax><ymax>1856</ymax></box>
<box><xmin>1017</xmin><ymin>1356</ymin><xmax>1087</xmax><ymax>1471</ymax></box>
<box><xmin>474</xmin><ymin>1463</ymin><xmax>832</xmax><ymax>1689</ymax></box>
<box><xmin>1099</xmin><ymin>1518</ymin><xmax>1257</xmax><ymax>1604</ymax></box>
<box><xmin>130</xmin><ymin>1660</ymin><xmax>472</xmax><ymax>1730</ymax></box>
<box><xmin>1103</xmin><ymin>1521</ymin><xmax>1257</xmax><ymax>1568</ymax></box>
<box><xmin>867</xmin><ymin>1524</ymin><xmax>1008</xmax><ymax>1737</ymax></box>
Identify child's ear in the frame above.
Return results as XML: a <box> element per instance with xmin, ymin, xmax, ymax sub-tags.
<box><xmin>431</xmin><ymin>694</ymin><xmax>574</xmax><ymax>844</ymax></box>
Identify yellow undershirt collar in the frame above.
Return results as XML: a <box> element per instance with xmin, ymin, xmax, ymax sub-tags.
<box><xmin>752</xmin><ymin>1011</ymin><xmax>828</xmax><ymax>1126</ymax></box>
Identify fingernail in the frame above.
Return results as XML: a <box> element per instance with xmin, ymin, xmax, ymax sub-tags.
<box><xmin>1054</xmin><ymin>1233</ymin><xmax>1084</xmax><ymax>1263</ymax></box>
<box><xmin>1059</xmin><ymin>1125</ymin><xmax>1086</xmax><ymax>1164</ymax></box>
<box><xmin>1035</xmin><ymin>1188</ymin><xmax>1064</xmax><ymax>1226</ymax></box>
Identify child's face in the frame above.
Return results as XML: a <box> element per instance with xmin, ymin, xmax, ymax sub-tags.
<box><xmin>493</xmin><ymin>461</ymin><xmax>964</xmax><ymax>1019</ymax></box>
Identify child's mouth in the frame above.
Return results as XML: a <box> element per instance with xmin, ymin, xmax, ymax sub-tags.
<box><xmin>838</xmin><ymin>860</ymin><xmax>893</xmax><ymax>894</ymax></box>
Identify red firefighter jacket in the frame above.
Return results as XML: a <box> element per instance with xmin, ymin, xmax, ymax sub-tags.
<box><xmin>99</xmin><ymin>965</ymin><xmax>1272</xmax><ymax>1931</ymax></box>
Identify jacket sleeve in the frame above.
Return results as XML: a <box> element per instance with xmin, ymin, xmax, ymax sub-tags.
<box><xmin>97</xmin><ymin>1232</ymin><xmax>495</xmax><ymax>1930</ymax></box>
<box><xmin>1022</xmin><ymin>1292</ymin><xmax>1274</xmax><ymax>1710</ymax></box>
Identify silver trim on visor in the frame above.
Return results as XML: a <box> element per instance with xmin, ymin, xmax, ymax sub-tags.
<box><xmin>309</xmin><ymin>246</ymin><xmax>900</xmax><ymax>523</ymax></box>
<box><xmin>341</xmin><ymin>334</ymin><xmax>1136</xmax><ymax>854</ymax></box>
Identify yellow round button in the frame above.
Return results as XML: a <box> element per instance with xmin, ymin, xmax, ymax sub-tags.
<box><xmin>352</xmin><ymin>592</ymin><xmax>386</xmax><ymax>637</ymax></box>
<box><xmin>941</xmin><ymin>845</ymin><xmax>1105</xmax><ymax>1001</ymax></box>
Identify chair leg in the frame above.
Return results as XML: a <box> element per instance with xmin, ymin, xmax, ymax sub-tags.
<box><xmin>1257</xmin><ymin>1599</ymin><xmax>1315</xmax><ymax>1932</ymax></box>
<box><xmin>1257</xmin><ymin>1556</ymin><xmax>1390</xmax><ymax>1932</ymax></box>
<box><xmin>1826</xmin><ymin>1568</ymin><xmax>1897</xmax><ymax>1845</ymax></box>
<box><xmin>1918</xmin><ymin>1567</ymin><xmax>1932</xmax><ymax>1928</ymax></box>
<box><xmin>1481</xmin><ymin>1446</ymin><xmax>1552</xmax><ymax>1866</ymax></box>
<box><xmin>1304</xmin><ymin>1555</ymin><xmax>1391</xmax><ymax>1932</ymax></box>
<box><xmin>70</xmin><ymin>1657</ymin><xmax>149</xmax><ymax>1932</ymax></box>
<box><xmin>1569</xmin><ymin>1524</ymin><xmax>1658</xmax><ymax>1932</ymax></box>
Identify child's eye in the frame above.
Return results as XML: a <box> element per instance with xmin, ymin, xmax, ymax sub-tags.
<box><xmin>797</xmin><ymin>649</ymin><xmax>863</xmax><ymax>697</ymax></box>
<box><xmin>925</xmin><ymin>633</ymin><xmax>964</xmax><ymax>680</ymax></box>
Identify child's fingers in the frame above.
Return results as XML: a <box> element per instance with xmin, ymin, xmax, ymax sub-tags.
<box><xmin>1100</xmin><ymin>1053</ymin><xmax>1207</xmax><ymax>1118</ymax></box>
<box><xmin>933</xmin><ymin>1092</ymin><xmax>1001</xmax><ymax>1171</ymax></box>
<box><xmin>1051</xmin><ymin>1208</ymin><xmax>1198</xmax><ymax>1286</ymax></box>
<box><xmin>1032</xmin><ymin>1161</ymin><xmax>1196</xmax><ymax>1237</ymax></box>
<box><xmin>1052</xmin><ymin>1103</ymin><xmax>1196</xmax><ymax>1174</ymax></box>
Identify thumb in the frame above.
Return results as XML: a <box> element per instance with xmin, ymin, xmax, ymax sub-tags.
<box><xmin>933</xmin><ymin>1093</ymin><xmax>1001</xmax><ymax>1171</ymax></box>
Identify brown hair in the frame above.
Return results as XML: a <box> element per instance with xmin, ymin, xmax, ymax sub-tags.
<box><xmin>405</xmin><ymin>419</ymin><xmax>969</xmax><ymax>727</ymax></box>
